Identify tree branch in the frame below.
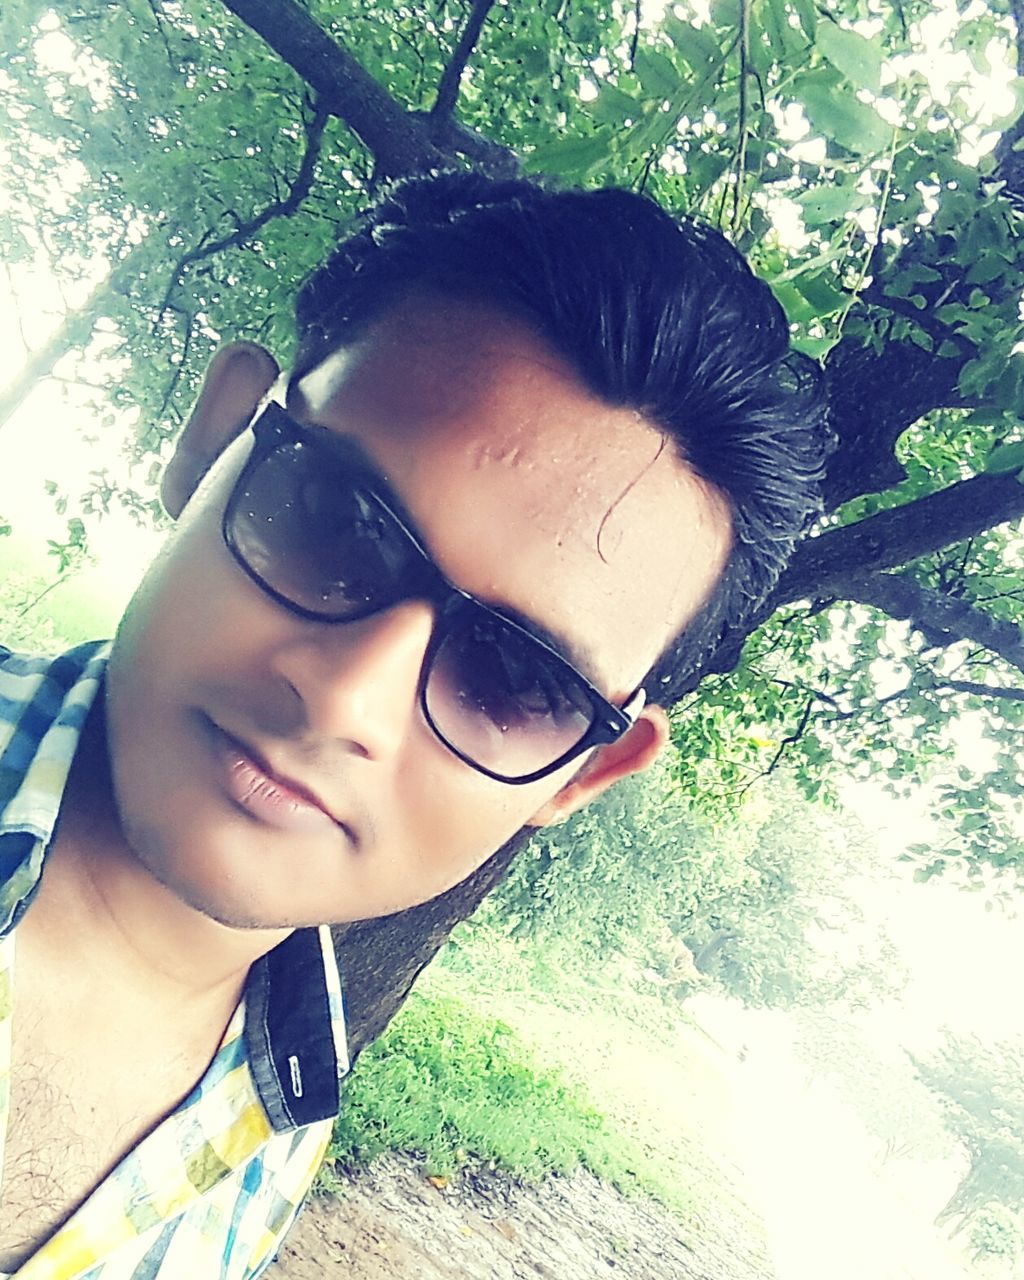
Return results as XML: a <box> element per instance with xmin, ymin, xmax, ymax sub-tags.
<box><xmin>937</xmin><ymin>678</ymin><xmax>1024</xmax><ymax>703</ymax></box>
<box><xmin>221</xmin><ymin>0</ymin><xmax>441</xmax><ymax>176</ymax></box>
<box><xmin>995</xmin><ymin>0</ymin><xmax>1024</xmax><ymax>193</ymax></box>
<box><xmin>837</xmin><ymin>570</ymin><xmax>1024</xmax><ymax>677</ymax></box>
<box><xmin>730</xmin><ymin>0</ymin><xmax>751</xmax><ymax>239</ymax></box>
<box><xmin>432</xmin><ymin>0</ymin><xmax>497</xmax><ymax>120</ymax></box>
<box><xmin>220</xmin><ymin>0</ymin><xmax>515</xmax><ymax>177</ymax></box>
<box><xmin>158</xmin><ymin>101</ymin><xmax>329</xmax><ymax>320</ymax></box>
<box><xmin>820</xmin><ymin>339</ymin><xmax>969</xmax><ymax>512</ymax></box>
<box><xmin>695</xmin><ymin>470</ymin><xmax>1024</xmax><ymax>687</ymax></box>
<box><xmin>629</xmin><ymin>0</ymin><xmax>642</xmax><ymax>69</ymax></box>
<box><xmin>774</xmin><ymin>470</ymin><xmax>1024</xmax><ymax>609</ymax></box>
<box><xmin>335</xmin><ymin>829</ymin><xmax>531</xmax><ymax>1059</ymax></box>
<box><xmin>762</xmin><ymin>697</ymin><xmax>814</xmax><ymax>778</ymax></box>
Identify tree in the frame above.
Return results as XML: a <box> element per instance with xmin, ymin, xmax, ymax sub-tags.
<box><xmin>911</xmin><ymin>1030</ymin><xmax>1024</xmax><ymax>1233</ymax></box>
<box><xmin>486</xmin><ymin>764</ymin><xmax>905</xmax><ymax>1011</ymax></box>
<box><xmin>2</xmin><ymin>0</ymin><xmax>1024</xmax><ymax>1055</ymax></box>
<box><xmin>677</xmin><ymin>785</ymin><xmax>908</xmax><ymax>1008</ymax></box>
<box><xmin>793</xmin><ymin>1010</ymin><xmax>953</xmax><ymax>1168</ymax></box>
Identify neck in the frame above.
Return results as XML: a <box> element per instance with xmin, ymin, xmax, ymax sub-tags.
<box><xmin>34</xmin><ymin>698</ymin><xmax>292</xmax><ymax>1010</ymax></box>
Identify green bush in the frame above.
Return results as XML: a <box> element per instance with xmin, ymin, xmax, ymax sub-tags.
<box><xmin>327</xmin><ymin>988</ymin><xmax>649</xmax><ymax>1193</ymax></box>
<box><xmin>968</xmin><ymin>1203</ymin><xmax>1023</xmax><ymax>1263</ymax></box>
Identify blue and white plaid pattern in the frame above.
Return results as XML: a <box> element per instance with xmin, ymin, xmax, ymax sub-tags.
<box><xmin>0</xmin><ymin>644</ymin><xmax>347</xmax><ymax>1278</ymax></box>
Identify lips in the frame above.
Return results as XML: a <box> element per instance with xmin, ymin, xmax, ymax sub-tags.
<box><xmin>204</xmin><ymin>717</ymin><xmax>349</xmax><ymax>837</ymax></box>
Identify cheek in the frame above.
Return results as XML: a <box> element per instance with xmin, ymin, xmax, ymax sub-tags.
<box><xmin>115</xmin><ymin>506</ymin><xmax>256</xmax><ymax>672</ymax></box>
<box><xmin>390</xmin><ymin>754</ymin><xmax>563</xmax><ymax>896</ymax></box>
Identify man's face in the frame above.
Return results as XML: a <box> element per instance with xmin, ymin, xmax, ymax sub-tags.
<box><xmin>105</xmin><ymin>298</ymin><xmax>731</xmax><ymax>929</ymax></box>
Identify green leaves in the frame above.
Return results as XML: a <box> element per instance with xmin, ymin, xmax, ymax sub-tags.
<box><xmin>524</xmin><ymin>131</ymin><xmax>613</xmax><ymax>180</ymax></box>
<box><xmin>632</xmin><ymin>46</ymin><xmax>681</xmax><ymax>100</ymax></box>
<box><xmin>983</xmin><ymin>439</ymin><xmax>1024</xmax><ymax>477</ymax></box>
<box><xmin>588</xmin><ymin>83</ymin><xmax>641</xmax><ymax>128</ymax></box>
<box><xmin>911</xmin><ymin>1030</ymin><xmax>1024</xmax><ymax>1229</ymax></box>
<box><xmin>662</xmin><ymin>11</ymin><xmax>721</xmax><ymax>71</ymax></box>
<box><xmin>795</xmin><ymin>183</ymin><xmax>867</xmax><ymax>225</ymax></box>
<box><xmin>798</xmin><ymin>73</ymin><xmax>891</xmax><ymax>155</ymax></box>
<box><xmin>5</xmin><ymin>0</ymin><xmax>1024</xmax><ymax>899</ymax></box>
<box><xmin>815</xmin><ymin>19</ymin><xmax>882</xmax><ymax>93</ymax></box>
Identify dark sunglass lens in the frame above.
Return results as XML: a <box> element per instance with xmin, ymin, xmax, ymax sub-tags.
<box><xmin>424</xmin><ymin>617</ymin><xmax>594</xmax><ymax>778</ymax></box>
<box><xmin>229</xmin><ymin>441</ymin><xmax>411</xmax><ymax>617</ymax></box>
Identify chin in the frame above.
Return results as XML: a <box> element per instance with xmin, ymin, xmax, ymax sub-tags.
<box><xmin>117</xmin><ymin>814</ymin><xmax>305</xmax><ymax>930</ymax></box>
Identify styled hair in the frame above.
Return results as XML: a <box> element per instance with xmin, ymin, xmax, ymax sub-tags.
<box><xmin>293</xmin><ymin>171</ymin><xmax>831</xmax><ymax>703</ymax></box>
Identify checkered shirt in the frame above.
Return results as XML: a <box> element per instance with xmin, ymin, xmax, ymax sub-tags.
<box><xmin>0</xmin><ymin>643</ymin><xmax>348</xmax><ymax>1279</ymax></box>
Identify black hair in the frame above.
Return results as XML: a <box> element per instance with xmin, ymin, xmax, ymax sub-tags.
<box><xmin>293</xmin><ymin>171</ymin><xmax>831</xmax><ymax>704</ymax></box>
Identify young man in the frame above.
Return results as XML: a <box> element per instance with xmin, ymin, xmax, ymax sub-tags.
<box><xmin>0</xmin><ymin>172</ymin><xmax>828</xmax><ymax>1276</ymax></box>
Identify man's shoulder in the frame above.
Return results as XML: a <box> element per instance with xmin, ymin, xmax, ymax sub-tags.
<box><xmin>0</xmin><ymin>640</ymin><xmax>110</xmax><ymax>719</ymax></box>
<box><xmin>0</xmin><ymin>639</ymin><xmax>109</xmax><ymax>677</ymax></box>
<box><xmin>0</xmin><ymin>640</ymin><xmax>110</xmax><ymax>834</ymax></box>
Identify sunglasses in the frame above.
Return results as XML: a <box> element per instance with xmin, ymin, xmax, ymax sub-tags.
<box><xmin>222</xmin><ymin>402</ymin><xmax>645</xmax><ymax>784</ymax></box>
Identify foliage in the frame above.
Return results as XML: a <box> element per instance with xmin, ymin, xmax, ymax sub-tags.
<box><xmin>0</xmin><ymin>535</ymin><xmax>102</xmax><ymax>652</ymax></box>
<box><xmin>484</xmin><ymin>762</ymin><xmax>905</xmax><ymax>1010</ymax></box>
<box><xmin>483</xmin><ymin>756</ymin><xmax>708</xmax><ymax>954</ymax></box>
<box><xmin>319</xmin><ymin>938</ymin><xmax>770</xmax><ymax>1246</ymax></box>
<box><xmin>327</xmin><ymin>986</ymin><xmax>662</xmax><ymax>1197</ymax></box>
<box><xmin>677</xmin><ymin>788</ymin><xmax>908</xmax><ymax>1009</ymax></box>
<box><xmin>0</xmin><ymin>572</ymin><xmax>71</xmax><ymax>655</ymax></box>
<box><xmin>910</xmin><ymin>1029</ymin><xmax>1024</xmax><ymax>1228</ymax></box>
<box><xmin>792</xmin><ymin>1010</ymin><xmax>952</xmax><ymax>1166</ymax></box>
<box><xmin>967</xmin><ymin>1203</ymin><xmax>1023</xmax><ymax>1265</ymax></box>
<box><xmin>2</xmin><ymin>0</ymin><xmax>1024</xmax><ymax>887</ymax></box>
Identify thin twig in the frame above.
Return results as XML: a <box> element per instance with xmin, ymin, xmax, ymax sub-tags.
<box><xmin>937</xmin><ymin>678</ymin><xmax>1024</xmax><ymax>704</ymax></box>
<box><xmin>765</xmin><ymin>698</ymin><xmax>815</xmax><ymax>775</ymax></box>
<box><xmin>140</xmin><ymin>0</ymin><xmax>176</xmax><ymax>68</ymax></box>
<box><xmin>635</xmin><ymin>146</ymin><xmax>658</xmax><ymax>194</ymax></box>
<box><xmin>15</xmin><ymin>572</ymin><xmax>79</xmax><ymax>619</ymax></box>
<box><xmin>432</xmin><ymin>0</ymin><xmax>497</xmax><ymax>120</ymax></box>
<box><xmin>971</xmin><ymin>586</ymin><xmax>1024</xmax><ymax>605</ymax></box>
<box><xmin>771</xmin><ymin>678</ymin><xmax>843</xmax><ymax>712</ymax></box>
<box><xmin>1</xmin><ymin>262</ymin><xmax>31</xmax><ymax>355</ymax></box>
<box><xmin>629</xmin><ymin>0</ymin><xmax>642</xmax><ymax>70</ymax></box>
<box><xmin>834</xmin><ymin>125</ymin><xmax>899</xmax><ymax>342</ymax></box>
<box><xmin>736</xmin><ymin>696</ymin><xmax>816</xmax><ymax>796</ymax></box>
<box><xmin>156</xmin><ymin>311</ymin><xmax>196</xmax><ymax>424</ymax></box>
<box><xmin>957</xmin><ymin>536</ymin><xmax>976</xmax><ymax>576</ymax></box>
<box><xmin>157</xmin><ymin>101</ymin><xmax>329</xmax><ymax>323</ymax></box>
<box><xmin>731</xmin><ymin>0</ymin><xmax>751</xmax><ymax>238</ymax></box>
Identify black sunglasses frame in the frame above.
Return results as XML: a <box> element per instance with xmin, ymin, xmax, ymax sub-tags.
<box><xmin>222</xmin><ymin>401</ymin><xmax>644</xmax><ymax>785</ymax></box>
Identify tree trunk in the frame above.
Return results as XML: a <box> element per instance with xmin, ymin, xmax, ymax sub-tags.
<box><xmin>0</xmin><ymin>277</ymin><xmax>112</xmax><ymax>430</ymax></box>
<box><xmin>0</xmin><ymin>240</ymin><xmax>152</xmax><ymax>430</ymax></box>
<box><xmin>333</xmin><ymin>830</ymin><xmax>531</xmax><ymax>1061</ymax></box>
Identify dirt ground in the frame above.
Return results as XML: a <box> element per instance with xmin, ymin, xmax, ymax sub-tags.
<box><xmin>265</xmin><ymin>1153</ymin><xmax>773</xmax><ymax>1280</ymax></box>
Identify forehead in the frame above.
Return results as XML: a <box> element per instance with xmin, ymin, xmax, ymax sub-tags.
<box><xmin>291</xmin><ymin>297</ymin><xmax>732</xmax><ymax>695</ymax></box>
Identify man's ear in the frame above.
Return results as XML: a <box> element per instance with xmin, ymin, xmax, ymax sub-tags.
<box><xmin>160</xmin><ymin>341</ymin><xmax>280</xmax><ymax>518</ymax></box>
<box><xmin>527</xmin><ymin>704</ymin><xmax>670</xmax><ymax>827</ymax></box>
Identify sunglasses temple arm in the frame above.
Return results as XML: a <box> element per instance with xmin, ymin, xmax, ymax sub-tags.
<box><xmin>622</xmin><ymin>687</ymin><xmax>646</xmax><ymax>724</ymax></box>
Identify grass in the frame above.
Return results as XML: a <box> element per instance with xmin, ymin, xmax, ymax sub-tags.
<box><xmin>329</xmin><ymin>987</ymin><xmax>654</xmax><ymax>1191</ymax></box>
<box><xmin>322</xmin><ymin>926</ymin><xmax>765</xmax><ymax>1246</ymax></box>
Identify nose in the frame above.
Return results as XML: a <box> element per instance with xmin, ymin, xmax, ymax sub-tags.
<box><xmin>268</xmin><ymin>601</ymin><xmax>435</xmax><ymax>761</ymax></box>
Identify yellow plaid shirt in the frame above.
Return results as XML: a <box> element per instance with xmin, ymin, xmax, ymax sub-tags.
<box><xmin>0</xmin><ymin>643</ymin><xmax>349</xmax><ymax>1278</ymax></box>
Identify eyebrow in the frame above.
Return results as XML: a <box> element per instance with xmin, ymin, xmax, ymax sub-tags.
<box><xmin>289</xmin><ymin>410</ymin><xmax>608</xmax><ymax>688</ymax></box>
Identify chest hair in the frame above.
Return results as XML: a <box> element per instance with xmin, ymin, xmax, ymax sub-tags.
<box><xmin>0</xmin><ymin>994</ymin><xmax>225</xmax><ymax>1269</ymax></box>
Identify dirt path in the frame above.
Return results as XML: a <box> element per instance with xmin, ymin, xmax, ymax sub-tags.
<box><xmin>266</xmin><ymin>1153</ymin><xmax>773</xmax><ymax>1280</ymax></box>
